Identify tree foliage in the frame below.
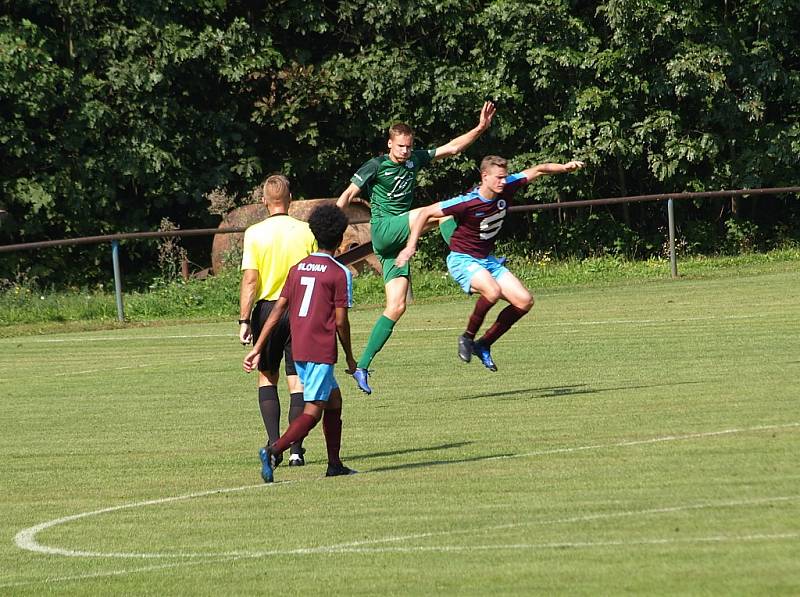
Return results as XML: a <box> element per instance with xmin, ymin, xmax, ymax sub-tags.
<box><xmin>1</xmin><ymin>0</ymin><xmax>799</xmax><ymax>283</ymax></box>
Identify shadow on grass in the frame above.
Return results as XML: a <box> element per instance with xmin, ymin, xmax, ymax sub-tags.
<box><xmin>347</xmin><ymin>441</ymin><xmax>472</xmax><ymax>462</ymax></box>
<box><xmin>457</xmin><ymin>380</ymin><xmax>705</xmax><ymax>401</ymax></box>
<box><xmin>304</xmin><ymin>441</ymin><xmax>473</xmax><ymax>467</ymax></box>
<box><xmin>365</xmin><ymin>452</ymin><xmax>500</xmax><ymax>474</ymax></box>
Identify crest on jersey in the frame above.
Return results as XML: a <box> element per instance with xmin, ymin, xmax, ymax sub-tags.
<box><xmin>497</xmin><ymin>199</ymin><xmax>507</xmax><ymax>210</ymax></box>
<box><xmin>405</xmin><ymin>161</ymin><xmax>415</xmax><ymax>169</ymax></box>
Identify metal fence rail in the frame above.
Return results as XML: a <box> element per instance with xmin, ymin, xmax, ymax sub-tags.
<box><xmin>1</xmin><ymin>186</ymin><xmax>798</xmax><ymax>321</ymax></box>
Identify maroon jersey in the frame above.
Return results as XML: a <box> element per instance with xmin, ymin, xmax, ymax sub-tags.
<box><xmin>439</xmin><ymin>172</ymin><xmax>528</xmax><ymax>258</ymax></box>
<box><xmin>280</xmin><ymin>253</ymin><xmax>353</xmax><ymax>364</ymax></box>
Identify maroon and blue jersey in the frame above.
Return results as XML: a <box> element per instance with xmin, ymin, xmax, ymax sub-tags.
<box><xmin>439</xmin><ymin>172</ymin><xmax>528</xmax><ymax>258</ymax></box>
<box><xmin>280</xmin><ymin>253</ymin><xmax>353</xmax><ymax>364</ymax></box>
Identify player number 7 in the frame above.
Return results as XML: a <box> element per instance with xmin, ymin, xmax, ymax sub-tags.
<box><xmin>298</xmin><ymin>276</ymin><xmax>315</xmax><ymax>317</ymax></box>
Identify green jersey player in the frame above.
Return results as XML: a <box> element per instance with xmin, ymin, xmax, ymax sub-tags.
<box><xmin>337</xmin><ymin>101</ymin><xmax>496</xmax><ymax>394</ymax></box>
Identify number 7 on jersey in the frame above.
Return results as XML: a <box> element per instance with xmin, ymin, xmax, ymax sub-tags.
<box><xmin>298</xmin><ymin>276</ymin><xmax>315</xmax><ymax>317</ymax></box>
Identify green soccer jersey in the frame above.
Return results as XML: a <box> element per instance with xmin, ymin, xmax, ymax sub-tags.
<box><xmin>351</xmin><ymin>148</ymin><xmax>436</xmax><ymax>219</ymax></box>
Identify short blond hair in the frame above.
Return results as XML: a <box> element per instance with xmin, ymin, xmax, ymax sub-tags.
<box><xmin>480</xmin><ymin>155</ymin><xmax>508</xmax><ymax>173</ymax></box>
<box><xmin>389</xmin><ymin>122</ymin><xmax>414</xmax><ymax>139</ymax></box>
<box><xmin>263</xmin><ymin>174</ymin><xmax>291</xmax><ymax>203</ymax></box>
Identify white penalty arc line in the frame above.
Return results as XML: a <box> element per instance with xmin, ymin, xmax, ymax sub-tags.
<box><xmin>13</xmin><ymin>481</ymin><xmax>286</xmax><ymax>558</ymax></box>
<box><xmin>312</xmin><ymin>532</ymin><xmax>800</xmax><ymax>555</ymax></box>
<box><xmin>4</xmin><ymin>530</ymin><xmax>798</xmax><ymax>590</ymax></box>
<box><xmin>488</xmin><ymin>421</ymin><xmax>800</xmax><ymax>462</ymax></box>
<box><xmin>13</xmin><ymin>422</ymin><xmax>800</xmax><ymax>561</ymax></box>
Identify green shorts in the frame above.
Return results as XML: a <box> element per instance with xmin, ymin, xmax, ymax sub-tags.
<box><xmin>371</xmin><ymin>214</ymin><xmax>411</xmax><ymax>284</ymax></box>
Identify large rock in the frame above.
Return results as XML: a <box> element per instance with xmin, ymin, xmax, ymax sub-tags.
<box><xmin>211</xmin><ymin>198</ymin><xmax>379</xmax><ymax>275</ymax></box>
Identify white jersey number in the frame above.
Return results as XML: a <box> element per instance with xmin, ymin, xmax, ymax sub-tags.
<box><xmin>479</xmin><ymin>209</ymin><xmax>506</xmax><ymax>240</ymax></box>
<box><xmin>298</xmin><ymin>276</ymin><xmax>316</xmax><ymax>317</ymax></box>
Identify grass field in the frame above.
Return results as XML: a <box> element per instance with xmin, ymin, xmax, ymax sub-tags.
<box><xmin>2</xmin><ymin>261</ymin><xmax>799</xmax><ymax>595</ymax></box>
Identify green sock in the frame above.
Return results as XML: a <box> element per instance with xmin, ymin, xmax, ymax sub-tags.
<box><xmin>357</xmin><ymin>315</ymin><xmax>396</xmax><ymax>369</ymax></box>
<box><xmin>439</xmin><ymin>217</ymin><xmax>457</xmax><ymax>244</ymax></box>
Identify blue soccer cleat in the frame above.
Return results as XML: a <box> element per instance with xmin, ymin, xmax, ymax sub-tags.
<box><xmin>259</xmin><ymin>446</ymin><xmax>277</xmax><ymax>483</ymax></box>
<box><xmin>353</xmin><ymin>368</ymin><xmax>372</xmax><ymax>395</ymax></box>
<box><xmin>472</xmin><ymin>340</ymin><xmax>498</xmax><ymax>372</ymax></box>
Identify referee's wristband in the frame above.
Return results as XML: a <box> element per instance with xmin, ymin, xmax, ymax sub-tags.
<box><xmin>238</xmin><ymin>318</ymin><xmax>251</xmax><ymax>325</ymax></box>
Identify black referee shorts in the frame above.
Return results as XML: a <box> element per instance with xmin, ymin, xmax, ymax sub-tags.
<box><xmin>251</xmin><ymin>299</ymin><xmax>297</xmax><ymax>376</ymax></box>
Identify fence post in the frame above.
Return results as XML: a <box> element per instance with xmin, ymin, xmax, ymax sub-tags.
<box><xmin>667</xmin><ymin>198</ymin><xmax>678</xmax><ymax>278</ymax></box>
<box><xmin>111</xmin><ymin>240</ymin><xmax>125</xmax><ymax>321</ymax></box>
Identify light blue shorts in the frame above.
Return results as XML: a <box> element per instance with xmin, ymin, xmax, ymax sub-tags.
<box><xmin>446</xmin><ymin>251</ymin><xmax>510</xmax><ymax>294</ymax></box>
<box><xmin>294</xmin><ymin>361</ymin><xmax>339</xmax><ymax>403</ymax></box>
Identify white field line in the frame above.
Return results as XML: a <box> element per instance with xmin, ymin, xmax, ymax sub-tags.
<box><xmin>51</xmin><ymin>355</ymin><xmax>221</xmax><ymax>378</ymax></box>
<box><xmin>487</xmin><ymin>422</ymin><xmax>800</xmax><ymax>462</ymax></box>
<box><xmin>7</xmin><ymin>530</ymin><xmax>797</xmax><ymax>590</ymax></box>
<box><xmin>10</xmin><ymin>312</ymin><xmax>774</xmax><ymax>345</ymax></box>
<box><xmin>0</xmin><ymin>556</ymin><xmax>244</xmax><ymax>590</ymax></box>
<box><xmin>13</xmin><ymin>482</ymin><xmax>281</xmax><ymax>558</ymax></box>
<box><xmin>25</xmin><ymin>333</ymin><xmax>237</xmax><ymax>344</ymax></box>
<box><xmin>4</xmin><ymin>517</ymin><xmax>798</xmax><ymax>589</ymax></box>
<box><xmin>306</xmin><ymin>532</ymin><xmax>800</xmax><ymax>555</ymax></box>
<box><xmin>13</xmin><ymin>422</ymin><xmax>800</xmax><ymax>562</ymax></box>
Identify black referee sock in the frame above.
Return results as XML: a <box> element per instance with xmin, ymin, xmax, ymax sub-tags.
<box><xmin>288</xmin><ymin>392</ymin><xmax>305</xmax><ymax>456</ymax></box>
<box><xmin>258</xmin><ymin>385</ymin><xmax>281</xmax><ymax>446</ymax></box>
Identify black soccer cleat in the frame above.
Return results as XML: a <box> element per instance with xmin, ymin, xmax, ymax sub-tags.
<box><xmin>288</xmin><ymin>447</ymin><xmax>306</xmax><ymax>467</ymax></box>
<box><xmin>325</xmin><ymin>463</ymin><xmax>357</xmax><ymax>477</ymax></box>
<box><xmin>458</xmin><ymin>334</ymin><xmax>474</xmax><ymax>363</ymax></box>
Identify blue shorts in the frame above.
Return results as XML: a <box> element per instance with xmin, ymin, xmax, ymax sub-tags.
<box><xmin>294</xmin><ymin>361</ymin><xmax>339</xmax><ymax>403</ymax></box>
<box><xmin>446</xmin><ymin>251</ymin><xmax>510</xmax><ymax>294</ymax></box>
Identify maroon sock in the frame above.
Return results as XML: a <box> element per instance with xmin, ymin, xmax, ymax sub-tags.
<box><xmin>271</xmin><ymin>413</ymin><xmax>318</xmax><ymax>455</ymax></box>
<box><xmin>465</xmin><ymin>296</ymin><xmax>495</xmax><ymax>339</ymax></box>
<box><xmin>322</xmin><ymin>408</ymin><xmax>343</xmax><ymax>466</ymax></box>
<box><xmin>479</xmin><ymin>305</ymin><xmax>528</xmax><ymax>346</ymax></box>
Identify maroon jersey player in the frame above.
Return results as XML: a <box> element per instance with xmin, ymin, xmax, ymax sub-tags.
<box><xmin>244</xmin><ymin>204</ymin><xmax>358</xmax><ymax>482</ymax></box>
<box><xmin>396</xmin><ymin>155</ymin><xmax>584</xmax><ymax>371</ymax></box>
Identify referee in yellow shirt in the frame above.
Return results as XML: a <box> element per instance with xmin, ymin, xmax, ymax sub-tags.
<box><xmin>239</xmin><ymin>174</ymin><xmax>317</xmax><ymax>468</ymax></box>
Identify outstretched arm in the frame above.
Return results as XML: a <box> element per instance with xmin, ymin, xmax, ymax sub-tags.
<box><xmin>336</xmin><ymin>182</ymin><xmax>362</xmax><ymax>209</ymax></box>
<box><xmin>433</xmin><ymin>101</ymin><xmax>496</xmax><ymax>161</ymax></box>
<box><xmin>243</xmin><ymin>296</ymin><xmax>288</xmax><ymax>372</ymax></box>
<box><xmin>521</xmin><ymin>160</ymin><xmax>585</xmax><ymax>183</ymax></box>
<box><xmin>395</xmin><ymin>203</ymin><xmax>446</xmax><ymax>267</ymax></box>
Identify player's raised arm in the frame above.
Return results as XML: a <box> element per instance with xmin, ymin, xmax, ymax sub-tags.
<box><xmin>336</xmin><ymin>182</ymin><xmax>362</xmax><ymax>209</ymax></box>
<box><xmin>520</xmin><ymin>160</ymin><xmax>585</xmax><ymax>183</ymax></box>
<box><xmin>433</xmin><ymin>101</ymin><xmax>496</xmax><ymax>161</ymax></box>
<box><xmin>395</xmin><ymin>202</ymin><xmax>446</xmax><ymax>267</ymax></box>
<box><xmin>243</xmin><ymin>296</ymin><xmax>289</xmax><ymax>372</ymax></box>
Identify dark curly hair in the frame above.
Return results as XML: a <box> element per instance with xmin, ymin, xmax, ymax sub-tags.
<box><xmin>308</xmin><ymin>203</ymin><xmax>349</xmax><ymax>251</ymax></box>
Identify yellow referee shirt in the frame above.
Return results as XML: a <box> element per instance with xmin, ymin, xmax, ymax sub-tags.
<box><xmin>241</xmin><ymin>214</ymin><xmax>317</xmax><ymax>302</ymax></box>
